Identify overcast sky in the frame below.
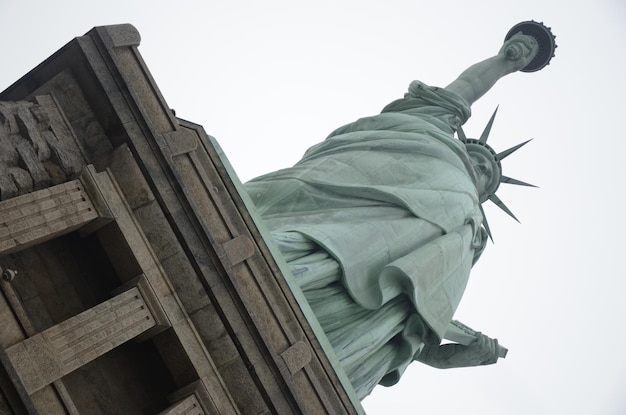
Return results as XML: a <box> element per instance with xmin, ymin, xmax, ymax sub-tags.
<box><xmin>2</xmin><ymin>1</ymin><xmax>625</xmax><ymax>414</ymax></box>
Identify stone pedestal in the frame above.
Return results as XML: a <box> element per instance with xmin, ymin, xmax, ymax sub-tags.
<box><xmin>0</xmin><ymin>24</ymin><xmax>361</xmax><ymax>414</ymax></box>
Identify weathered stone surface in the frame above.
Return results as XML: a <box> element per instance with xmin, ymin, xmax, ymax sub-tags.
<box><xmin>190</xmin><ymin>306</ymin><xmax>239</xmax><ymax>367</ymax></box>
<box><xmin>162</xmin><ymin>379</ymin><xmax>227</xmax><ymax>415</ymax></box>
<box><xmin>162</xmin><ymin>251</ymin><xmax>211</xmax><ymax>313</ymax></box>
<box><xmin>159</xmin><ymin>394</ymin><xmax>205</xmax><ymax>415</ymax></box>
<box><xmin>0</xmin><ymin>96</ymin><xmax>85</xmax><ymax>200</ymax></box>
<box><xmin>4</xmin><ymin>285</ymin><xmax>158</xmax><ymax>394</ymax></box>
<box><xmin>26</xmin><ymin>71</ymin><xmax>111</xmax><ymax>165</ymax></box>
<box><xmin>0</xmin><ymin>287</ymin><xmax>24</xmax><ymax>348</ymax></box>
<box><xmin>0</xmin><ymin>180</ymin><xmax>99</xmax><ymax>255</ymax></box>
<box><xmin>281</xmin><ymin>340</ymin><xmax>313</xmax><ymax>376</ymax></box>
<box><xmin>0</xmin><ymin>23</ymin><xmax>361</xmax><ymax>414</ymax></box>
<box><xmin>223</xmin><ymin>234</ymin><xmax>256</xmax><ymax>266</ymax></box>
<box><xmin>108</xmin><ymin>144</ymin><xmax>156</xmax><ymax>209</ymax></box>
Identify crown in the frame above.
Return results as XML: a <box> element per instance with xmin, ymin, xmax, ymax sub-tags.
<box><xmin>458</xmin><ymin>107</ymin><xmax>536</xmax><ymax>241</ymax></box>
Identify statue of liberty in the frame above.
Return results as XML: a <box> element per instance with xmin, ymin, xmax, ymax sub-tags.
<box><xmin>244</xmin><ymin>21</ymin><xmax>556</xmax><ymax>399</ymax></box>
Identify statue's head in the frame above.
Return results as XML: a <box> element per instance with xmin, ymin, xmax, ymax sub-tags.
<box><xmin>458</xmin><ymin>107</ymin><xmax>536</xmax><ymax>240</ymax></box>
<box><xmin>465</xmin><ymin>140</ymin><xmax>501</xmax><ymax>203</ymax></box>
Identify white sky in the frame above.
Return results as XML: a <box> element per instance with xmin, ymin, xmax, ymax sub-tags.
<box><xmin>2</xmin><ymin>1</ymin><xmax>625</xmax><ymax>414</ymax></box>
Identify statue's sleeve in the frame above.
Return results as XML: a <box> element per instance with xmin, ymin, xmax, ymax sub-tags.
<box><xmin>381</xmin><ymin>80</ymin><xmax>472</xmax><ymax>132</ymax></box>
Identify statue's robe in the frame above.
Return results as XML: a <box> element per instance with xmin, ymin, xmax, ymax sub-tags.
<box><xmin>244</xmin><ymin>81</ymin><xmax>487</xmax><ymax>398</ymax></box>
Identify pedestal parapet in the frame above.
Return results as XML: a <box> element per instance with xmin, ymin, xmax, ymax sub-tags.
<box><xmin>0</xmin><ymin>24</ymin><xmax>361</xmax><ymax>414</ymax></box>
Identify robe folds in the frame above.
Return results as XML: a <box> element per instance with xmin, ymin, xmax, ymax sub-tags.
<box><xmin>244</xmin><ymin>81</ymin><xmax>488</xmax><ymax>398</ymax></box>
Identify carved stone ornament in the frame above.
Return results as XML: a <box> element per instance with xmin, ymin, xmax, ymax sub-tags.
<box><xmin>0</xmin><ymin>95</ymin><xmax>84</xmax><ymax>201</ymax></box>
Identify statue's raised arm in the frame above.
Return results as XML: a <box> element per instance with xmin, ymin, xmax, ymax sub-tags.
<box><xmin>446</xmin><ymin>22</ymin><xmax>556</xmax><ymax>105</ymax></box>
<box><xmin>445</xmin><ymin>34</ymin><xmax>538</xmax><ymax>105</ymax></box>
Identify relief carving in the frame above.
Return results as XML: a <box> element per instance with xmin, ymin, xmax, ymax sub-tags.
<box><xmin>0</xmin><ymin>95</ymin><xmax>85</xmax><ymax>200</ymax></box>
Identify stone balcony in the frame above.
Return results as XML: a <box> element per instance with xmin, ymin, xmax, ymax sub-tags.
<box><xmin>0</xmin><ymin>24</ymin><xmax>361</xmax><ymax>415</ymax></box>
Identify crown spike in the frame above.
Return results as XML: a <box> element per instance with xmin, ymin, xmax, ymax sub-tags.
<box><xmin>479</xmin><ymin>106</ymin><xmax>499</xmax><ymax>144</ymax></box>
<box><xmin>500</xmin><ymin>176</ymin><xmax>538</xmax><ymax>188</ymax></box>
<box><xmin>488</xmin><ymin>193</ymin><xmax>520</xmax><ymax>223</ymax></box>
<box><xmin>479</xmin><ymin>204</ymin><xmax>494</xmax><ymax>242</ymax></box>
<box><xmin>497</xmin><ymin>139</ymin><xmax>532</xmax><ymax>160</ymax></box>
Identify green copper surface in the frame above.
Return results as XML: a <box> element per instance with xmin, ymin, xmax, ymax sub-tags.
<box><xmin>244</xmin><ymin>31</ymin><xmax>542</xmax><ymax>399</ymax></box>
